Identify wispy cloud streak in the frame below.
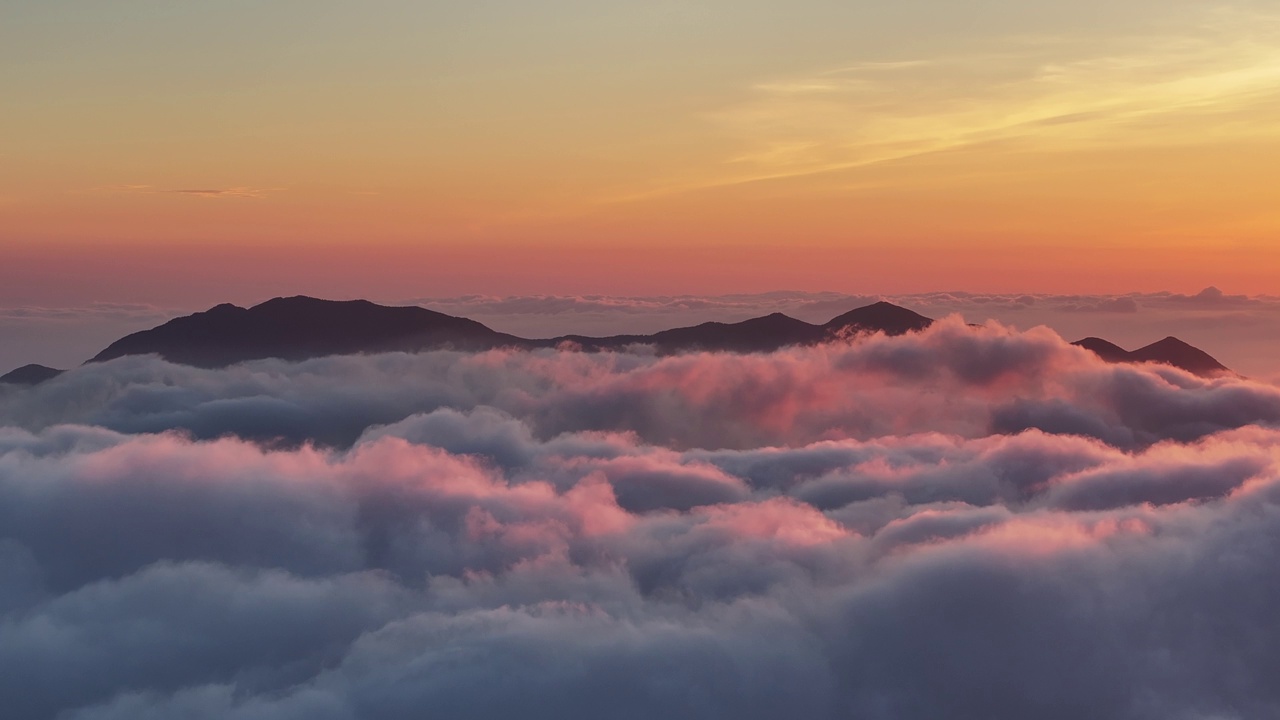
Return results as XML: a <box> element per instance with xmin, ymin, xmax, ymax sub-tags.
<box><xmin>625</xmin><ymin>6</ymin><xmax>1280</xmax><ymax>199</ymax></box>
<box><xmin>104</xmin><ymin>185</ymin><xmax>282</xmax><ymax>199</ymax></box>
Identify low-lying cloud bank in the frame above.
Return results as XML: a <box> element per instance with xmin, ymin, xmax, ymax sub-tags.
<box><xmin>411</xmin><ymin>288</ymin><xmax>1280</xmax><ymax>378</ymax></box>
<box><xmin>8</xmin><ymin>287</ymin><xmax>1280</xmax><ymax>376</ymax></box>
<box><xmin>2</xmin><ymin>317</ymin><xmax>1278</xmax><ymax>450</ymax></box>
<box><xmin>3</xmin><ymin>321</ymin><xmax>1280</xmax><ymax>718</ymax></box>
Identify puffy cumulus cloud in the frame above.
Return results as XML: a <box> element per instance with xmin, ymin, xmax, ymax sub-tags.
<box><xmin>6</xmin><ymin>324</ymin><xmax>1280</xmax><ymax>717</ymax></box>
<box><xmin>1153</xmin><ymin>286</ymin><xmax>1261</xmax><ymax>309</ymax></box>
<box><xmin>3</xmin><ymin>317</ymin><xmax>1280</xmax><ymax>452</ymax></box>
<box><xmin>1</xmin><ymin>416</ymin><xmax>1280</xmax><ymax>717</ymax></box>
<box><xmin>894</xmin><ymin>290</ymin><xmax>1280</xmax><ymax>379</ymax></box>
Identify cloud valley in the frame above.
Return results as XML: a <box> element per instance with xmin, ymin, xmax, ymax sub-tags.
<box><xmin>3</xmin><ymin>319</ymin><xmax>1280</xmax><ymax>719</ymax></box>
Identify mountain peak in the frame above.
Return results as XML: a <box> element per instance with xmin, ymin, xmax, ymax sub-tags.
<box><xmin>1130</xmin><ymin>336</ymin><xmax>1228</xmax><ymax>376</ymax></box>
<box><xmin>1</xmin><ymin>364</ymin><xmax>65</xmax><ymax>385</ymax></box>
<box><xmin>1072</xmin><ymin>337</ymin><xmax>1130</xmax><ymax>363</ymax></box>
<box><xmin>255</xmin><ymin>295</ymin><xmax>371</xmax><ymax>308</ymax></box>
<box><xmin>1073</xmin><ymin>335</ymin><xmax>1229</xmax><ymax>377</ymax></box>
<box><xmin>638</xmin><ymin>312</ymin><xmax>819</xmax><ymax>353</ymax></box>
<box><xmin>823</xmin><ymin>301</ymin><xmax>934</xmax><ymax>336</ymax></box>
<box><xmin>88</xmin><ymin>298</ymin><xmax>524</xmax><ymax>367</ymax></box>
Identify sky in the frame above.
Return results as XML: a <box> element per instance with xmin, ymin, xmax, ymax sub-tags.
<box><xmin>3</xmin><ymin>0</ymin><xmax>1280</xmax><ymax>302</ymax></box>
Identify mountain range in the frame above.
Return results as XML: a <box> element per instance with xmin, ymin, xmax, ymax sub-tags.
<box><xmin>1071</xmin><ymin>336</ymin><xmax>1228</xmax><ymax>377</ymax></box>
<box><xmin>1</xmin><ymin>296</ymin><xmax>1229</xmax><ymax>384</ymax></box>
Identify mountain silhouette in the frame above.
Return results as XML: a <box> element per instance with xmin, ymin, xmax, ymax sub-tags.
<box><xmin>1072</xmin><ymin>336</ymin><xmax>1229</xmax><ymax>377</ymax></box>
<box><xmin>554</xmin><ymin>302</ymin><xmax>933</xmax><ymax>352</ymax></box>
<box><xmin>90</xmin><ymin>296</ymin><xmax>528</xmax><ymax>368</ymax></box>
<box><xmin>558</xmin><ymin>313</ymin><xmax>824</xmax><ymax>353</ymax></box>
<box><xmin>823</xmin><ymin>301</ymin><xmax>934</xmax><ymax>336</ymax></box>
<box><xmin>1072</xmin><ymin>337</ymin><xmax>1131</xmax><ymax>364</ymax></box>
<box><xmin>1128</xmin><ymin>337</ymin><xmax>1230</xmax><ymax>376</ymax></box>
<box><xmin>0</xmin><ymin>364</ymin><xmax>64</xmax><ymax>385</ymax></box>
<box><xmin>0</xmin><ymin>296</ymin><xmax>1230</xmax><ymax>382</ymax></box>
<box><xmin>85</xmin><ymin>297</ymin><xmax>938</xmax><ymax>367</ymax></box>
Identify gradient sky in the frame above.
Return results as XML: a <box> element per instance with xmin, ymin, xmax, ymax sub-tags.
<box><xmin>3</xmin><ymin>0</ymin><xmax>1280</xmax><ymax>303</ymax></box>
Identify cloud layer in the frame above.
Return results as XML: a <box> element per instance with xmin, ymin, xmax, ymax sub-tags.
<box><xmin>7</xmin><ymin>288</ymin><xmax>1280</xmax><ymax>378</ymax></box>
<box><xmin>391</xmin><ymin>289</ymin><xmax>1280</xmax><ymax>381</ymax></box>
<box><xmin>3</xmin><ymin>321</ymin><xmax>1280</xmax><ymax>718</ymax></box>
<box><xmin>4</xmin><ymin>317</ymin><xmax>1279</xmax><ymax>450</ymax></box>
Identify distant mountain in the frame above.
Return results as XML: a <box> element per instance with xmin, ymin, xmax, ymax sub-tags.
<box><xmin>83</xmin><ymin>296</ymin><xmax>938</xmax><ymax>367</ymax></box>
<box><xmin>823</xmin><ymin>301</ymin><xmax>934</xmax><ymax>336</ymax></box>
<box><xmin>0</xmin><ymin>296</ymin><xmax>1201</xmax><ymax>380</ymax></box>
<box><xmin>556</xmin><ymin>302</ymin><xmax>934</xmax><ymax>353</ymax></box>
<box><xmin>1073</xmin><ymin>336</ymin><xmax>1229</xmax><ymax>377</ymax></box>
<box><xmin>1128</xmin><ymin>337</ymin><xmax>1230</xmax><ymax>376</ymax></box>
<box><xmin>1073</xmin><ymin>337</ymin><xmax>1131</xmax><ymax>364</ymax></box>
<box><xmin>557</xmin><ymin>313</ymin><xmax>825</xmax><ymax>353</ymax></box>
<box><xmin>0</xmin><ymin>364</ymin><xmax>64</xmax><ymax>385</ymax></box>
<box><xmin>90</xmin><ymin>296</ymin><xmax>528</xmax><ymax>368</ymax></box>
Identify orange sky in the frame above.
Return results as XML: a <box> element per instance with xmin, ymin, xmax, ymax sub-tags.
<box><xmin>3</xmin><ymin>1</ymin><xmax>1279</xmax><ymax>301</ymax></box>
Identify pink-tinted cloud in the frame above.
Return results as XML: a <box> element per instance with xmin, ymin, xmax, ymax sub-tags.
<box><xmin>4</xmin><ymin>324</ymin><xmax>1280</xmax><ymax>717</ymax></box>
<box><xmin>3</xmin><ymin>418</ymin><xmax>1280</xmax><ymax>718</ymax></box>
<box><xmin>8</xmin><ymin>315</ymin><xmax>1278</xmax><ymax>451</ymax></box>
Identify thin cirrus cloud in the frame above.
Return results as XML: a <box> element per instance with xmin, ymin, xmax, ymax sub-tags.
<box><xmin>653</xmin><ymin>6</ymin><xmax>1280</xmax><ymax>195</ymax></box>
<box><xmin>4</xmin><ymin>321</ymin><xmax>1280</xmax><ymax>717</ymax></box>
<box><xmin>106</xmin><ymin>185</ymin><xmax>281</xmax><ymax>199</ymax></box>
<box><xmin>162</xmin><ymin>187</ymin><xmax>276</xmax><ymax>199</ymax></box>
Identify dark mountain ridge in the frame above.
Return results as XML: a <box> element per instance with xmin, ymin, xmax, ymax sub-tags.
<box><xmin>822</xmin><ymin>301</ymin><xmax>935</xmax><ymax>336</ymax></box>
<box><xmin>90</xmin><ymin>296</ymin><xmax>529</xmax><ymax>368</ymax></box>
<box><xmin>88</xmin><ymin>296</ymin><xmax>935</xmax><ymax>366</ymax></box>
<box><xmin>1073</xmin><ymin>336</ymin><xmax>1229</xmax><ymax>377</ymax></box>
<box><xmin>563</xmin><ymin>313</ymin><xmax>827</xmax><ymax>353</ymax></box>
<box><xmin>1072</xmin><ymin>337</ymin><xmax>1131</xmax><ymax>364</ymax></box>
<box><xmin>0</xmin><ymin>364</ymin><xmax>65</xmax><ymax>385</ymax></box>
<box><xmin>1</xmin><ymin>296</ymin><xmax>1231</xmax><ymax>382</ymax></box>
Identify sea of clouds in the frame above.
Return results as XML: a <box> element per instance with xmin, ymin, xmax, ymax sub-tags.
<box><xmin>8</xmin><ymin>287</ymin><xmax>1280</xmax><ymax>379</ymax></box>
<box><xmin>4</xmin><ymin>318</ymin><xmax>1280</xmax><ymax>718</ymax></box>
<box><xmin>410</xmin><ymin>287</ymin><xmax>1280</xmax><ymax>380</ymax></box>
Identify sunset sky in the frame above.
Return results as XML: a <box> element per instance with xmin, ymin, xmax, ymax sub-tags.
<box><xmin>4</xmin><ymin>0</ymin><xmax>1280</xmax><ymax>303</ymax></box>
